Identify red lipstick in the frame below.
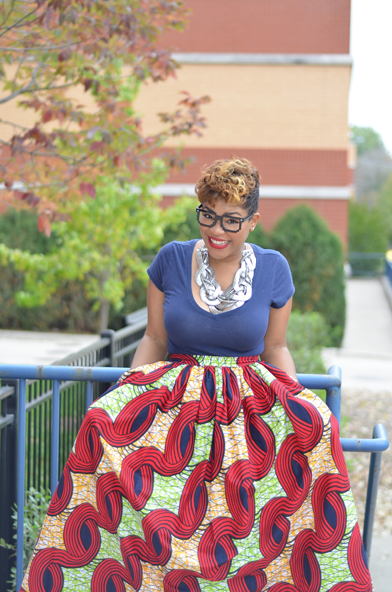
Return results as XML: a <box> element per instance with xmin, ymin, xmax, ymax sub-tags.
<box><xmin>208</xmin><ymin>236</ymin><xmax>230</xmax><ymax>249</ymax></box>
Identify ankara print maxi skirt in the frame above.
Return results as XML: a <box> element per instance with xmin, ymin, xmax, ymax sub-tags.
<box><xmin>22</xmin><ymin>354</ymin><xmax>373</xmax><ymax>592</ymax></box>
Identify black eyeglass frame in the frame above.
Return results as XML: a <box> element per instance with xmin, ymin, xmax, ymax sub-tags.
<box><xmin>195</xmin><ymin>206</ymin><xmax>254</xmax><ymax>233</ymax></box>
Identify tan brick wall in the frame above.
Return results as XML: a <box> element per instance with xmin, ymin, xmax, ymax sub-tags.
<box><xmin>135</xmin><ymin>64</ymin><xmax>352</xmax><ymax>149</ymax></box>
<box><xmin>0</xmin><ymin>65</ymin><xmax>96</xmax><ymax>142</ymax></box>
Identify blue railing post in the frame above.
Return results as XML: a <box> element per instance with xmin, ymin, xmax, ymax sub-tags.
<box><xmin>85</xmin><ymin>380</ymin><xmax>93</xmax><ymax>412</ymax></box>
<box><xmin>16</xmin><ymin>378</ymin><xmax>26</xmax><ymax>592</ymax></box>
<box><xmin>362</xmin><ymin>424</ymin><xmax>385</xmax><ymax>563</ymax></box>
<box><xmin>51</xmin><ymin>379</ymin><xmax>60</xmax><ymax>495</ymax></box>
<box><xmin>326</xmin><ymin>365</ymin><xmax>342</xmax><ymax>426</ymax></box>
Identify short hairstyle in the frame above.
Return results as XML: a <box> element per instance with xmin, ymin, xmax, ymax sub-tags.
<box><xmin>195</xmin><ymin>157</ymin><xmax>260</xmax><ymax>214</ymax></box>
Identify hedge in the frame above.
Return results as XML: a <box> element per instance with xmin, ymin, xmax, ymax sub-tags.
<box><xmin>269</xmin><ymin>205</ymin><xmax>346</xmax><ymax>347</ymax></box>
<box><xmin>0</xmin><ymin>204</ymin><xmax>345</xmax><ymax>348</ymax></box>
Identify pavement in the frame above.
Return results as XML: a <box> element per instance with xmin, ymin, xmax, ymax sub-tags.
<box><xmin>323</xmin><ymin>278</ymin><xmax>392</xmax><ymax>391</ymax></box>
<box><xmin>0</xmin><ymin>329</ymin><xmax>99</xmax><ymax>365</ymax></box>
<box><xmin>323</xmin><ymin>278</ymin><xmax>392</xmax><ymax>591</ymax></box>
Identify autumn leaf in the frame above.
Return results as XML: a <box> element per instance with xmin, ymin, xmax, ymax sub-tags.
<box><xmin>80</xmin><ymin>182</ymin><xmax>96</xmax><ymax>199</ymax></box>
<box><xmin>0</xmin><ymin>0</ymin><xmax>209</xmax><ymax>219</ymax></box>
<box><xmin>37</xmin><ymin>214</ymin><xmax>51</xmax><ymax>237</ymax></box>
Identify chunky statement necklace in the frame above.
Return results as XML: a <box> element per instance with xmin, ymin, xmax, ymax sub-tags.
<box><xmin>195</xmin><ymin>244</ymin><xmax>256</xmax><ymax>314</ymax></box>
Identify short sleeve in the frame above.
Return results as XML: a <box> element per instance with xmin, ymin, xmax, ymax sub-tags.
<box><xmin>271</xmin><ymin>253</ymin><xmax>295</xmax><ymax>309</ymax></box>
<box><xmin>147</xmin><ymin>244</ymin><xmax>169</xmax><ymax>292</ymax></box>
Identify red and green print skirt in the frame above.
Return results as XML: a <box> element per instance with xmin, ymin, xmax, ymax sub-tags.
<box><xmin>22</xmin><ymin>354</ymin><xmax>373</xmax><ymax>592</ymax></box>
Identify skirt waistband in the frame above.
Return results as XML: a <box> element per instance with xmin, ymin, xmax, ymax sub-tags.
<box><xmin>169</xmin><ymin>354</ymin><xmax>260</xmax><ymax>368</ymax></box>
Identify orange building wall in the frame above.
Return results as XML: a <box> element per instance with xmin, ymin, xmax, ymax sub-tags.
<box><xmin>150</xmin><ymin>0</ymin><xmax>353</xmax><ymax>248</ymax></box>
<box><xmin>158</xmin><ymin>0</ymin><xmax>351</xmax><ymax>54</ymax></box>
<box><xmin>258</xmin><ymin>199</ymin><xmax>348</xmax><ymax>244</ymax></box>
<box><xmin>164</xmin><ymin>148</ymin><xmax>353</xmax><ymax>187</ymax></box>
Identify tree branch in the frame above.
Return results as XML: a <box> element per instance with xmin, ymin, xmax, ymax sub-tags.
<box><xmin>0</xmin><ymin>5</ymin><xmax>39</xmax><ymax>38</ymax></box>
<box><xmin>0</xmin><ymin>61</ymin><xmax>42</xmax><ymax>104</ymax></box>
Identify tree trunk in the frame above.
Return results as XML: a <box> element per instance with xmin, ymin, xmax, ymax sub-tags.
<box><xmin>99</xmin><ymin>300</ymin><xmax>110</xmax><ymax>333</ymax></box>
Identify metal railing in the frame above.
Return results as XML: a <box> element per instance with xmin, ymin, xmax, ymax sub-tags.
<box><xmin>0</xmin><ymin>311</ymin><xmax>148</xmax><ymax>591</ymax></box>
<box><xmin>348</xmin><ymin>252</ymin><xmax>386</xmax><ymax>276</ymax></box>
<box><xmin>0</xmin><ymin>362</ymin><xmax>388</xmax><ymax>591</ymax></box>
<box><xmin>386</xmin><ymin>257</ymin><xmax>392</xmax><ymax>287</ymax></box>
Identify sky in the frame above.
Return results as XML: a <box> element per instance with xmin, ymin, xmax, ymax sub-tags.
<box><xmin>349</xmin><ymin>0</ymin><xmax>392</xmax><ymax>153</ymax></box>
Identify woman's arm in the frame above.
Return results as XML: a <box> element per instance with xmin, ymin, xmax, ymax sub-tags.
<box><xmin>130</xmin><ymin>280</ymin><xmax>168</xmax><ymax>368</ymax></box>
<box><xmin>260</xmin><ymin>297</ymin><xmax>297</xmax><ymax>380</ymax></box>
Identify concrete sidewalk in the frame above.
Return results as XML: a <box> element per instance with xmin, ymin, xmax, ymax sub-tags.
<box><xmin>0</xmin><ymin>329</ymin><xmax>99</xmax><ymax>365</ymax></box>
<box><xmin>323</xmin><ymin>278</ymin><xmax>392</xmax><ymax>590</ymax></box>
<box><xmin>323</xmin><ymin>278</ymin><xmax>392</xmax><ymax>391</ymax></box>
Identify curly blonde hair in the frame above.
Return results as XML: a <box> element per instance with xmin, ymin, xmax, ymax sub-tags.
<box><xmin>195</xmin><ymin>157</ymin><xmax>260</xmax><ymax>213</ymax></box>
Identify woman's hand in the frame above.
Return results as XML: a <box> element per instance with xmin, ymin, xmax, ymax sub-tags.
<box><xmin>260</xmin><ymin>297</ymin><xmax>297</xmax><ymax>380</ymax></box>
<box><xmin>130</xmin><ymin>280</ymin><xmax>168</xmax><ymax>368</ymax></box>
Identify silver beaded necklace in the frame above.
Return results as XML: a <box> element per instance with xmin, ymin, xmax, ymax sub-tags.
<box><xmin>195</xmin><ymin>244</ymin><xmax>256</xmax><ymax>314</ymax></box>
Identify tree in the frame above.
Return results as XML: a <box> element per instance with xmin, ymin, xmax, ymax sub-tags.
<box><xmin>377</xmin><ymin>173</ymin><xmax>392</xmax><ymax>245</ymax></box>
<box><xmin>270</xmin><ymin>205</ymin><xmax>346</xmax><ymax>347</ymax></box>
<box><xmin>348</xmin><ymin>201</ymin><xmax>389</xmax><ymax>253</ymax></box>
<box><xmin>350</xmin><ymin>126</ymin><xmax>392</xmax><ymax>206</ymax></box>
<box><xmin>0</xmin><ymin>0</ymin><xmax>210</xmax><ymax>232</ymax></box>
<box><xmin>0</xmin><ymin>172</ymin><xmax>195</xmax><ymax>332</ymax></box>
<box><xmin>350</xmin><ymin>125</ymin><xmax>386</xmax><ymax>156</ymax></box>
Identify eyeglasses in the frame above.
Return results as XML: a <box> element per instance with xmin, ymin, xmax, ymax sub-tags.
<box><xmin>196</xmin><ymin>206</ymin><xmax>253</xmax><ymax>233</ymax></box>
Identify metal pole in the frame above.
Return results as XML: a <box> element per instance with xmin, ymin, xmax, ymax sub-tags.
<box><xmin>51</xmin><ymin>379</ymin><xmax>60</xmax><ymax>495</ymax></box>
<box><xmin>16</xmin><ymin>379</ymin><xmax>26</xmax><ymax>592</ymax></box>
<box><xmin>101</xmin><ymin>329</ymin><xmax>115</xmax><ymax>367</ymax></box>
<box><xmin>85</xmin><ymin>380</ymin><xmax>93</xmax><ymax>412</ymax></box>
<box><xmin>326</xmin><ymin>365</ymin><xmax>342</xmax><ymax>426</ymax></box>
<box><xmin>362</xmin><ymin>426</ymin><xmax>384</xmax><ymax>563</ymax></box>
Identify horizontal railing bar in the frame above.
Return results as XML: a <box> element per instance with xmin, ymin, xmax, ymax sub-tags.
<box><xmin>113</xmin><ymin>339</ymin><xmax>142</xmax><ymax>360</ymax></box>
<box><xmin>341</xmin><ymin>424</ymin><xmax>389</xmax><ymax>452</ymax></box>
<box><xmin>0</xmin><ymin>364</ymin><xmax>128</xmax><ymax>382</ymax></box>
<box><xmin>92</xmin><ymin>357</ymin><xmax>110</xmax><ymax>367</ymax></box>
<box><xmin>297</xmin><ymin>373</ymin><xmax>341</xmax><ymax>389</ymax></box>
<box><xmin>348</xmin><ymin>252</ymin><xmax>385</xmax><ymax>259</ymax></box>
<box><xmin>341</xmin><ymin>438</ymin><xmax>389</xmax><ymax>452</ymax></box>
<box><xmin>0</xmin><ymin>384</ymin><xmax>14</xmax><ymax>401</ymax></box>
<box><xmin>25</xmin><ymin>378</ymin><xmax>91</xmax><ymax>412</ymax></box>
<box><xmin>53</xmin><ymin>337</ymin><xmax>110</xmax><ymax>365</ymax></box>
<box><xmin>0</xmin><ymin>414</ymin><xmax>14</xmax><ymax>430</ymax></box>
<box><xmin>124</xmin><ymin>307</ymin><xmax>147</xmax><ymax>326</ymax></box>
<box><xmin>0</xmin><ymin>365</ymin><xmax>342</xmax><ymax>389</ymax></box>
<box><xmin>112</xmin><ymin>318</ymin><xmax>148</xmax><ymax>342</ymax></box>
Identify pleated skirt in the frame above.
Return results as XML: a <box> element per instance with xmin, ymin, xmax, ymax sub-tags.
<box><xmin>22</xmin><ymin>354</ymin><xmax>373</xmax><ymax>592</ymax></box>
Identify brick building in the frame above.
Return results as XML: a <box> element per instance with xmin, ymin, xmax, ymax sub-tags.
<box><xmin>135</xmin><ymin>0</ymin><xmax>353</xmax><ymax>246</ymax></box>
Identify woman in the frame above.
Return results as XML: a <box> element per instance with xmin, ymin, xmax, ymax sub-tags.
<box><xmin>23</xmin><ymin>159</ymin><xmax>372</xmax><ymax>592</ymax></box>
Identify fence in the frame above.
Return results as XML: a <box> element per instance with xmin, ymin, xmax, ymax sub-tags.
<box><xmin>0</xmin><ymin>309</ymin><xmax>147</xmax><ymax>591</ymax></box>
<box><xmin>0</xmin><ymin>363</ymin><xmax>389</xmax><ymax>591</ymax></box>
<box><xmin>386</xmin><ymin>257</ymin><xmax>392</xmax><ymax>287</ymax></box>
<box><xmin>348</xmin><ymin>252</ymin><xmax>386</xmax><ymax>276</ymax></box>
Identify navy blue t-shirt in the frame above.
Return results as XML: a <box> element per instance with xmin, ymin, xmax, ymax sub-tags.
<box><xmin>147</xmin><ymin>240</ymin><xmax>295</xmax><ymax>357</ymax></box>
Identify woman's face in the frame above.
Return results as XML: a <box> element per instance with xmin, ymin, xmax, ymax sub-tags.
<box><xmin>198</xmin><ymin>197</ymin><xmax>260</xmax><ymax>262</ymax></box>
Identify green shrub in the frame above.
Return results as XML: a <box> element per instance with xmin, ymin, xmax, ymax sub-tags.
<box><xmin>0</xmin><ymin>209</ymin><xmax>147</xmax><ymax>332</ymax></box>
<box><xmin>287</xmin><ymin>311</ymin><xmax>327</xmax><ymax>374</ymax></box>
<box><xmin>0</xmin><ymin>261</ymin><xmax>99</xmax><ymax>333</ymax></box>
<box><xmin>270</xmin><ymin>205</ymin><xmax>346</xmax><ymax>347</ymax></box>
<box><xmin>161</xmin><ymin>199</ymin><xmax>201</xmax><ymax>244</ymax></box>
<box><xmin>0</xmin><ymin>209</ymin><xmax>58</xmax><ymax>254</ymax></box>
<box><xmin>248</xmin><ymin>222</ymin><xmax>271</xmax><ymax>249</ymax></box>
<box><xmin>0</xmin><ymin>487</ymin><xmax>51</xmax><ymax>592</ymax></box>
<box><xmin>348</xmin><ymin>201</ymin><xmax>389</xmax><ymax>252</ymax></box>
